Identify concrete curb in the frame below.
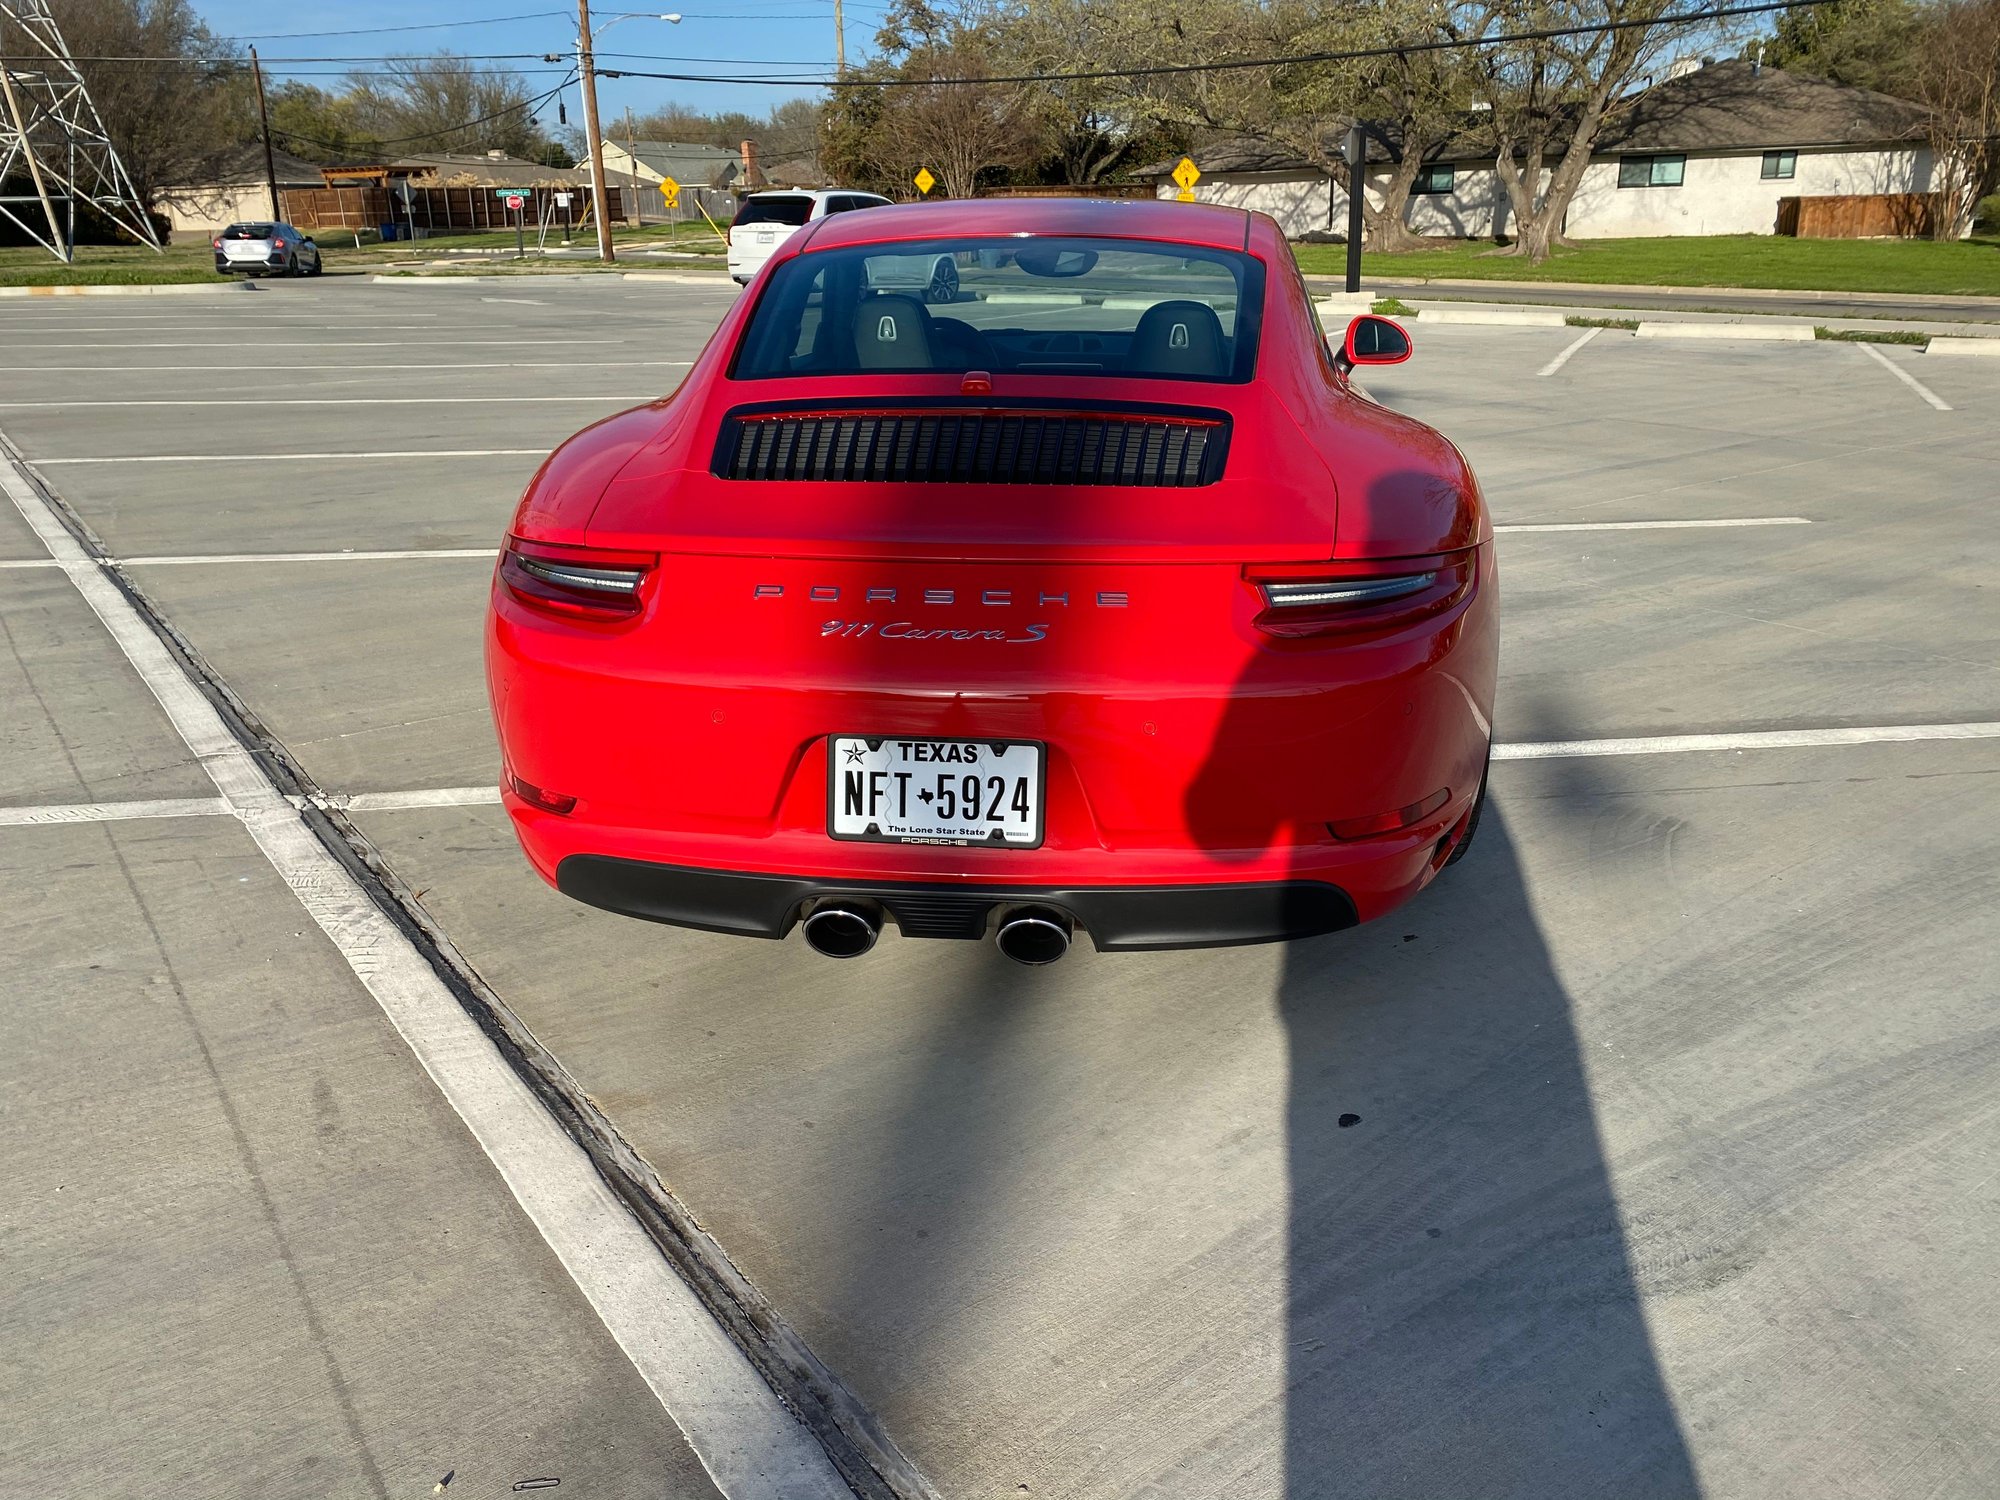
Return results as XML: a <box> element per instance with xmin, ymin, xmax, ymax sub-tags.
<box><xmin>622</xmin><ymin>272</ymin><xmax>737</xmax><ymax>285</ymax></box>
<box><xmin>0</xmin><ymin>280</ymin><xmax>248</xmax><ymax>298</ymax></box>
<box><xmin>1418</xmin><ymin>307</ymin><xmax>1568</xmax><ymax>328</ymax></box>
<box><xmin>1924</xmin><ymin>337</ymin><xmax>2000</xmax><ymax>357</ymax></box>
<box><xmin>1634</xmin><ymin>320</ymin><xmax>1815</xmax><ymax>342</ymax></box>
<box><xmin>1308</xmin><ymin>273</ymin><xmax>2000</xmax><ymax>311</ymax></box>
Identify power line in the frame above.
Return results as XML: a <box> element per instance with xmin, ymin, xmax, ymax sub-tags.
<box><xmin>267</xmin><ymin>70</ymin><xmax>578</xmax><ymax>153</ymax></box>
<box><xmin>614</xmin><ymin>0</ymin><xmax>1839</xmax><ymax>87</ymax></box>
<box><xmin>223</xmin><ymin>11</ymin><xmax>571</xmax><ymax>42</ymax></box>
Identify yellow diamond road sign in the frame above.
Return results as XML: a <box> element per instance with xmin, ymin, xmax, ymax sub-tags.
<box><xmin>660</xmin><ymin>175</ymin><xmax>681</xmax><ymax>207</ymax></box>
<box><xmin>1172</xmin><ymin>156</ymin><xmax>1201</xmax><ymax>200</ymax></box>
<box><xmin>914</xmin><ymin>167</ymin><xmax>936</xmax><ymax>196</ymax></box>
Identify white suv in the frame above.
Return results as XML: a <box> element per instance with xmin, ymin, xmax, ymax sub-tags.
<box><xmin>727</xmin><ymin>190</ymin><xmax>891</xmax><ymax>285</ymax></box>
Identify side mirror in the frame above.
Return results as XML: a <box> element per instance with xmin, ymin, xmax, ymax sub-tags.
<box><xmin>1335</xmin><ymin>314</ymin><xmax>1412</xmax><ymax>373</ymax></box>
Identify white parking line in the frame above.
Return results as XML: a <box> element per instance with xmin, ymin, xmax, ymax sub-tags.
<box><xmin>8</xmin><ymin>716</ymin><xmax>1998</xmax><ymax>833</ymax></box>
<box><xmin>0</xmin><ymin>397</ymin><xmax>655</xmax><ymax>409</ymax></box>
<box><xmin>1495</xmin><ymin>722</ymin><xmax>2000</xmax><ymax>760</ymax></box>
<box><xmin>0</xmin><ymin>442</ymin><xmax>853</xmax><ymax>1499</ymax></box>
<box><xmin>119</xmin><ymin>549</ymin><xmax>499</xmax><ymax>566</ymax></box>
<box><xmin>1536</xmin><ymin>326</ymin><xmax>1600</xmax><ymax>377</ymax></box>
<box><xmin>11</xmin><ymin>361</ymin><xmax>693</xmax><ymax>373</ymax></box>
<box><xmin>35</xmin><ymin>450</ymin><xmax>547</xmax><ymax>465</ymax></box>
<box><xmin>1494</xmin><ymin>517</ymin><xmax>1810</xmax><ymax>533</ymax></box>
<box><xmin>1855</xmin><ymin>341</ymin><xmax>1952</xmax><ymax>411</ymax></box>
<box><xmin>0</xmin><ymin>797</ymin><xmax>229</xmax><ymax>825</ymax></box>
<box><xmin>21</xmin><ymin>339</ymin><xmax>620</xmax><ymax>350</ymax></box>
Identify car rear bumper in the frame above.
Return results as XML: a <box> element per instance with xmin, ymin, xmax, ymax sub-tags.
<box><xmin>554</xmin><ymin>853</ymin><xmax>1360</xmax><ymax>949</ymax></box>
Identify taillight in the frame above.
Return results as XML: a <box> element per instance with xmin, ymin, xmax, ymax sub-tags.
<box><xmin>1330</xmin><ymin>789</ymin><xmax>1450</xmax><ymax>841</ymax></box>
<box><xmin>1247</xmin><ymin>552</ymin><xmax>1474</xmax><ymax>639</ymax></box>
<box><xmin>211</xmin><ymin>237</ymin><xmax>222</xmax><ymax>249</ymax></box>
<box><xmin>508</xmin><ymin>773</ymin><xmax>577</xmax><ymax>815</ymax></box>
<box><xmin>499</xmin><ymin>536</ymin><xmax>656</xmax><ymax>620</ymax></box>
<box><xmin>271</xmin><ymin>238</ymin><xmax>286</xmax><ymax>249</ymax></box>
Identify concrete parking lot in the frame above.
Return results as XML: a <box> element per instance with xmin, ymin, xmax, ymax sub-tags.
<box><xmin>4</xmin><ymin>276</ymin><xmax>1998</xmax><ymax>1499</ymax></box>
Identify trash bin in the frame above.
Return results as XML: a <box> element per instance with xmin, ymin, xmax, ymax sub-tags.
<box><xmin>379</xmin><ymin>222</ymin><xmax>401</xmax><ymax>242</ymax></box>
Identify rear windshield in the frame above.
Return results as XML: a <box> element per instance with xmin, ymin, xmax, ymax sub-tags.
<box><xmin>734</xmin><ymin>197</ymin><xmax>814</xmax><ymax>228</ymax></box>
<box><xmin>222</xmin><ymin>224</ymin><xmax>278</xmax><ymax>238</ymax></box>
<box><xmin>732</xmin><ymin>237</ymin><xmax>1265</xmax><ymax>383</ymax></box>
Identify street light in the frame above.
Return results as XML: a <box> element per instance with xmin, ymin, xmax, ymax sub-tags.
<box><xmin>563</xmin><ymin>6</ymin><xmax>681</xmax><ymax>263</ymax></box>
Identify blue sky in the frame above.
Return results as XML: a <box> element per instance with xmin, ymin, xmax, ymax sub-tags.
<box><xmin>190</xmin><ymin>0</ymin><xmax>894</xmax><ymax>128</ymax></box>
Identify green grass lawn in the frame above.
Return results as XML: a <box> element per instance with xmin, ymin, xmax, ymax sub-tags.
<box><xmin>0</xmin><ymin>241</ymin><xmax>231</xmax><ymax>286</ymax></box>
<box><xmin>1293</xmin><ymin>234</ymin><xmax>2000</xmax><ymax>297</ymax></box>
<box><xmin>0</xmin><ymin>218</ymin><xmax>729</xmax><ymax>286</ymax></box>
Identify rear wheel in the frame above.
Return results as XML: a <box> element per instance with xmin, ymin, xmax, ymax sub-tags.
<box><xmin>284</xmin><ymin>253</ymin><xmax>299</xmax><ymax>277</ymax></box>
<box><xmin>1443</xmin><ymin>747</ymin><xmax>1491</xmax><ymax>867</ymax></box>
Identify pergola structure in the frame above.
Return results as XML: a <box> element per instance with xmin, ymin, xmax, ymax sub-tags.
<box><xmin>0</xmin><ymin>0</ymin><xmax>159</xmax><ymax>261</ymax></box>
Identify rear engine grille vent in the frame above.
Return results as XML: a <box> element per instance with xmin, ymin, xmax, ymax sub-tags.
<box><xmin>715</xmin><ymin>408</ymin><xmax>1227</xmax><ymax>488</ymax></box>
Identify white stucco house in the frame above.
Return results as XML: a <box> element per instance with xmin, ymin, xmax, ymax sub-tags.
<box><xmin>1148</xmin><ymin>60</ymin><xmax>1937</xmax><ymax>240</ymax></box>
<box><xmin>156</xmin><ymin>145</ymin><xmax>328</xmax><ymax>241</ymax></box>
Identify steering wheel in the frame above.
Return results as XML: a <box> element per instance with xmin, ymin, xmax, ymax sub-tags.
<box><xmin>928</xmin><ymin>316</ymin><xmax>997</xmax><ymax>370</ymax></box>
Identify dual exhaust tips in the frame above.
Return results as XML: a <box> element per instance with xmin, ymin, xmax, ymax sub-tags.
<box><xmin>801</xmin><ymin>901</ymin><xmax>1073</xmax><ymax>965</ymax></box>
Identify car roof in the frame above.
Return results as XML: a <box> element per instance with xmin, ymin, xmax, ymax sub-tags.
<box><xmin>744</xmin><ymin>189</ymin><xmax>885</xmax><ymax>203</ymax></box>
<box><xmin>799</xmin><ymin>196</ymin><xmax>1253</xmax><ymax>254</ymax></box>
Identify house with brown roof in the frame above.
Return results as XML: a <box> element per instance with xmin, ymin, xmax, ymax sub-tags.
<box><xmin>1146</xmin><ymin>60</ymin><xmax>1941</xmax><ymax>240</ymax></box>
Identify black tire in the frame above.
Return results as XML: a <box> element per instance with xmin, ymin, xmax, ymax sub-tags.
<box><xmin>1444</xmin><ymin>747</ymin><xmax>1491</xmax><ymax>867</ymax></box>
<box><xmin>307</xmin><ymin>250</ymin><xmax>324</xmax><ymax>277</ymax></box>
<box><xmin>925</xmin><ymin>258</ymin><xmax>959</xmax><ymax>305</ymax></box>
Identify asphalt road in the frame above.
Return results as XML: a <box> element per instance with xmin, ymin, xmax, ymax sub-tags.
<box><xmin>4</xmin><ymin>278</ymin><xmax>1999</xmax><ymax>1498</ymax></box>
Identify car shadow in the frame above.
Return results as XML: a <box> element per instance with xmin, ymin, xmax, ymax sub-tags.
<box><xmin>1269</xmin><ymin>807</ymin><xmax>1699</xmax><ymax>1497</ymax></box>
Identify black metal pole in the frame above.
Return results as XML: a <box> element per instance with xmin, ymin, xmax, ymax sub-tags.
<box><xmin>1344</xmin><ymin>123</ymin><xmax>1365</xmax><ymax>295</ymax></box>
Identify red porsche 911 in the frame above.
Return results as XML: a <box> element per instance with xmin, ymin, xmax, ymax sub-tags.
<box><xmin>486</xmin><ymin>198</ymin><xmax>1496</xmax><ymax>964</ymax></box>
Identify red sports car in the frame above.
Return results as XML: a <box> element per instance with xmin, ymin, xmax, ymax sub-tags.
<box><xmin>486</xmin><ymin>198</ymin><xmax>1496</xmax><ymax>963</ymax></box>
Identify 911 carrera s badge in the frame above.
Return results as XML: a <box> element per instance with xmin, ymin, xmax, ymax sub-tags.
<box><xmin>822</xmin><ymin>619</ymin><xmax>1050</xmax><ymax>643</ymax></box>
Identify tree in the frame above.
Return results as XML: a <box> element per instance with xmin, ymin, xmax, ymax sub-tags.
<box><xmin>1462</xmin><ymin>0</ymin><xmax>1689</xmax><ymax>261</ymax></box>
<box><xmin>265</xmin><ymin>81</ymin><xmax>381</xmax><ymax>164</ymax></box>
<box><xmin>1762</xmin><ymin>0</ymin><xmax>1923</xmax><ymax>98</ymax></box>
<box><xmin>823</xmin><ymin>0</ymin><xmax>1029</xmax><ymax>196</ymax></box>
<box><xmin>44</xmin><ymin>0</ymin><xmax>248</xmax><ymax>205</ymax></box>
<box><xmin>340</xmin><ymin>54</ymin><xmax>557</xmax><ymax>159</ymax></box>
<box><xmin>1914</xmin><ymin>0</ymin><xmax>2000</xmax><ymax>237</ymax></box>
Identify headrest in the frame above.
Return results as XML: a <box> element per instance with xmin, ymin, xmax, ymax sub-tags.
<box><xmin>1127</xmin><ymin>299</ymin><xmax>1228</xmax><ymax>378</ymax></box>
<box><xmin>852</xmin><ymin>294</ymin><xmax>933</xmax><ymax>368</ymax></box>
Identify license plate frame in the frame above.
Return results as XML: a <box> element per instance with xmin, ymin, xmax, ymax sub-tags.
<box><xmin>827</xmin><ymin>735</ymin><xmax>1046</xmax><ymax>849</ymax></box>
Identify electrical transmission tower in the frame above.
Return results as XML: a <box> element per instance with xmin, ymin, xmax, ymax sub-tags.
<box><xmin>0</xmin><ymin>0</ymin><xmax>161</xmax><ymax>261</ymax></box>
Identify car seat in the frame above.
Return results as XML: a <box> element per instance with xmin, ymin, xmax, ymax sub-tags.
<box><xmin>1127</xmin><ymin>300</ymin><xmax>1228</xmax><ymax>378</ymax></box>
<box><xmin>852</xmin><ymin>294</ymin><xmax>934</xmax><ymax>368</ymax></box>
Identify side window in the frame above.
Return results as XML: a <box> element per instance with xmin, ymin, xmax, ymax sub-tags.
<box><xmin>1761</xmin><ymin>150</ymin><xmax>1796</xmax><ymax>180</ymax></box>
<box><xmin>1414</xmin><ymin>164</ymin><xmax>1455</xmax><ymax>195</ymax></box>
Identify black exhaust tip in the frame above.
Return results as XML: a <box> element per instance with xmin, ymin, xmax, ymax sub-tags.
<box><xmin>801</xmin><ymin>901</ymin><xmax>881</xmax><ymax>959</ymax></box>
<box><xmin>995</xmin><ymin>905</ymin><xmax>1073</xmax><ymax>966</ymax></box>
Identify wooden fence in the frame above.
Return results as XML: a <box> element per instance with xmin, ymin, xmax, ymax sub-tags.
<box><xmin>1776</xmin><ymin>192</ymin><xmax>1939</xmax><ymax>239</ymax></box>
<box><xmin>278</xmin><ymin>184</ymin><xmax>624</xmax><ymax>236</ymax></box>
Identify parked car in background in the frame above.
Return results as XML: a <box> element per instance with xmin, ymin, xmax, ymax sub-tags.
<box><xmin>727</xmin><ymin>190</ymin><xmax>890</xmax><ymax>285</ymax></box>
<box><xmin>212</xmin><ymin>221</ymin><xmax>323</xmax><ymax>277</ymax></box>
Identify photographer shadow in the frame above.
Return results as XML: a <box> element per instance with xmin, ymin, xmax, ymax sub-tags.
<box><xmin>1270</xmin><ymin>807</ymin><xmax>1698</xmax><ymax>1497</ymax></box>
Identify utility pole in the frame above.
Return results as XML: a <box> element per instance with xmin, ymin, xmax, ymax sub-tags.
<box><xmin>624</xmin><ymin>104</ymin><xmax>638</xmax><ymax>226</ymax></box>
<box><xmin>833</xmin><ymin>0</ymin><xmax>845</xmax><ymax>73</ymax></box>
<box><xmin>1344</xmin><ymin>123</ymin><xmax>1365</xmax><ymax>295</ymax></box>
<box><xmin>250</xmin><ymin>46</ymin><xmax>281</xmax><ymax>221</ymax></box>
<box><xmin>576</xmin><ymin>0</ymin><xmax>615</xmax><ymax>263</ymax></box>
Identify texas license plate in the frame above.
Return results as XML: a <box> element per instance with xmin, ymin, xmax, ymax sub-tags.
<box><xmin>828</xmin><ymin>736</ymin><xmax>1044</xmax><ymax>848</ymax></box>
<box><xmin>224</xmin><ymin>243</ymin><xmax>265</xmax><ymax>259</ymax></box>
